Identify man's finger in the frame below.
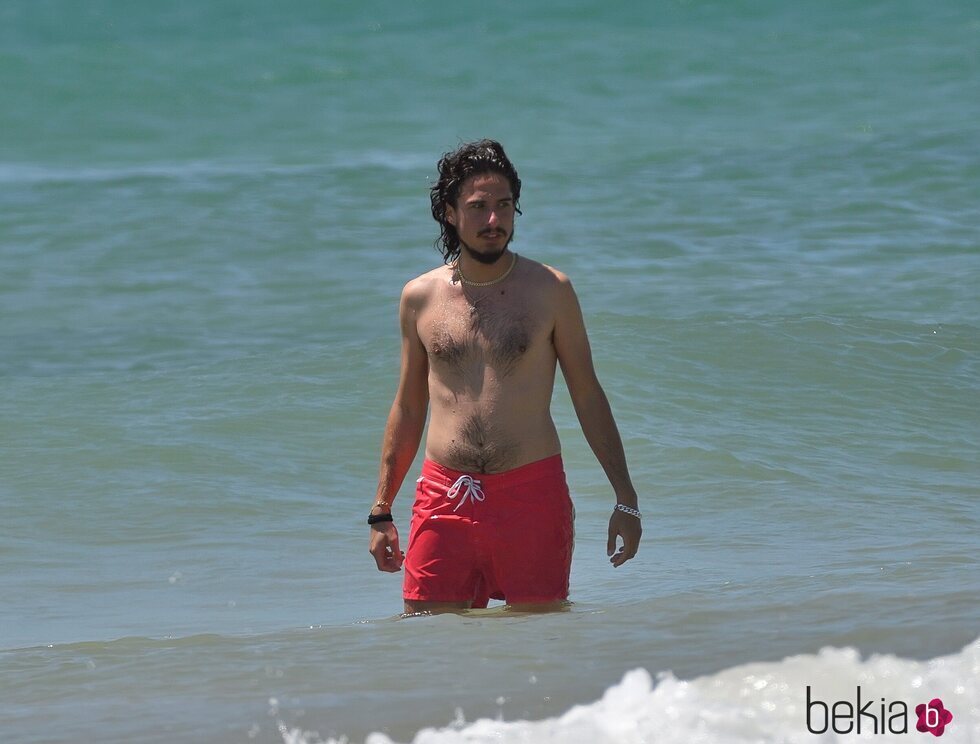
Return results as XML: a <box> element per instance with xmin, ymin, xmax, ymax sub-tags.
<box><xmin>606</xmin><ymin>524</ymin><xmax>617</xmax><ymax>557</ymax></box>
<box><xmin>376</xmin><ymin>542</ymin><xmax>400</xmax><ymax>572</ymax></box>
<box><xmin>611</xmin><ymin>542</ymin><xmax>639</xmax><ymax>566</ymax></box>
<box><xmin>371</xmin><ymin>547</ymin><xmax>389</xmax><ymax>571</ymax></box>
<box><xmin>610</xmin><ymin>548</ymin><xmax>632</xmax><ymax>567</ymax></box>
<box><xmin>388</xmin><ymin>533</ymin><xmax>404</xmax><ymax>568</ymax></box>
<box><xmin>370</xmin><ymin>532</ymin><xmax>395</xmax><ymax>570</ymax></box>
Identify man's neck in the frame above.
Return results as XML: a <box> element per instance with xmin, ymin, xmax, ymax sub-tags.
<box><xmin>456</xmin><ymin>249</ymin><xmax>514</xmax><ymax>285</ymax></box>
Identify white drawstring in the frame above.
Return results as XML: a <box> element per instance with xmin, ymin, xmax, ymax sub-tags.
<box><xmin>446</xmin><ymin>474</ymin><xmax>485</xmax><ymax>512</ymax></box>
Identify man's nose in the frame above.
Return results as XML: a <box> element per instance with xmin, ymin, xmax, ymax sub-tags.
<box><xmin>487</xmin><ymin>210</ymin><xmax>500</xmax><ymax>226</ymax></box>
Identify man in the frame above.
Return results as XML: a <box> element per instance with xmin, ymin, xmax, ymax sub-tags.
<box><xmin>368</xmin><ymin>139</ymin><xmax>641</xmax><ymax>613</ymax></box>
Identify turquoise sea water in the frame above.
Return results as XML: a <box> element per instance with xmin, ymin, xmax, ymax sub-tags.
<box><xmin>2</xmin><ymin>1</ymin><xmax>978</xmax><ymax>742</ymax></box>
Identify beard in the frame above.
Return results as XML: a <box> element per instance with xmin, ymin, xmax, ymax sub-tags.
<box><xmin>459</xmin><ymin>228</ymin><xmax>514</xmax><ymax>265</ymax></box>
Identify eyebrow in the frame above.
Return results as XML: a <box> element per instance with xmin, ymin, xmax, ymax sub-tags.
<box><xmin>464</xmin><ymin>195</ymin><xmax>513</xmax><ymax>205</ymax></box>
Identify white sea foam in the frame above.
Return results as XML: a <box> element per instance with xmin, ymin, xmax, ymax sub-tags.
<box><xmin>0</xmin><ymin>151</ymin><xmax>430</xmax><ymax>186</ymax></box>
<box><xmin>283</xmin><ymin>637</ymin><xmax>979</xmax><ymax>744</ymax></box>
<box><xmin>0</xmin><ymin>161</ymin><xmax>323</xmax><ymax>185</ymax></box>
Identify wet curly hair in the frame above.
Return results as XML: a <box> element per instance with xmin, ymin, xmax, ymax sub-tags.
<box><xmin>429</xmin><ymin>139</ymin><xmax>522</xmax><ymax>264</ymax></box>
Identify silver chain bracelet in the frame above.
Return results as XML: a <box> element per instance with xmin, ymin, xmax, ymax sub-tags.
<box><xmin>614</xmin><ymin>503</ymin><xmax>642</xmax><ymax>519</ymax></box>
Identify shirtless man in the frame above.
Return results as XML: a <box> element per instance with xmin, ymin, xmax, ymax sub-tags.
<box><xmin>368</xmin><ymin>140</ymin><xmax>641</xmax><ymax>613</ymax></box>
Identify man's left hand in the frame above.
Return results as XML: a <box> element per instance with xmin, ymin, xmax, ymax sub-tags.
<box><xmin>607</xmin><ymin>509</ymin><xmax>642</xmax><ymax>567</ymax></box>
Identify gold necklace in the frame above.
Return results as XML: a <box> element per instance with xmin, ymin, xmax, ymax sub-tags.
<box><xmin>454</xmin><ymin>253</ymin><xmax>518</xmax><ymax>287</ymax></box>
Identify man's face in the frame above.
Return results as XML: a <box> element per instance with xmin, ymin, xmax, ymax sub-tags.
<box><xmin>446</xmin><ymin>172</ymin><xmax>515</xmax><ymax>265</ymax></box>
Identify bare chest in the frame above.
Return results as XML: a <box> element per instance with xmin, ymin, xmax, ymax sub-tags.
<box><xmin>421</xmin><ymin>288</ymin><xmax>549</xmax><ymax>376</ymax></box>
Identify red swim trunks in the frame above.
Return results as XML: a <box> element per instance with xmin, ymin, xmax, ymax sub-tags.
<box><xmin>403</xmin><ymin>454</ymin><xmax>574</xmax><ymax>607</ymax></box>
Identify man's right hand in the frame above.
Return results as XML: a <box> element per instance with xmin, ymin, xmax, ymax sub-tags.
<box><xmin>369</xmin><ymin>522</ymin><xmax>404</xmax><ymax>572</ymax></box>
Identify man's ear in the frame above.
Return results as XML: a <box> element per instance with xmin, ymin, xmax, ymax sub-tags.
<box><xmin>445</xmin><ymin>205</ymin><xmax>456</xmax><ymax>226</ymax></box>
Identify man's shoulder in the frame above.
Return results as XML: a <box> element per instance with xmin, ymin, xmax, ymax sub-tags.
<box><xmin>518</xmin><ymin>256</ymin><xmax>573</xmax><ymax>290</ymax></box>
<box><xmin>402</xmin><ymin>265</ymin><xmax>451</xmax><ymax>302</ymax></box>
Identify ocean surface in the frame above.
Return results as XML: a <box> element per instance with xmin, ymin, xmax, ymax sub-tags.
<box><xmin>1</xmin><ymin>1</ymin><xmax>978</xmax><ymax>742</ymax></box>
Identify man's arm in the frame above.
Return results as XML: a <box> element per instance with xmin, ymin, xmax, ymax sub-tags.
<box><xmin>369</xmin><ymin>281</ymin><xmax>430</xmax><ymax>573</ymax></box>
<box><xmin>552</xmin><ymin>274</ymin><xmax>641</xmax><ymax>567</ymax></box>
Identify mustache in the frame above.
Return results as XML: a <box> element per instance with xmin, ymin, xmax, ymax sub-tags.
<box><xmin>478</xmin><ymin>228</ymin><xmax>506</xmax><ymax>236</ymax></box>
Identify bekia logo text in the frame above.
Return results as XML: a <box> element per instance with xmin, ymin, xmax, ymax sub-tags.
<box><xmin>807</xmin><ymin>687</ymin><xmax>953</xmax><ymax>737</ymax></box>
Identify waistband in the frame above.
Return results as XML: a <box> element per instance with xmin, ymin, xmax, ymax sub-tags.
<box><xmin>421</xmin><ymin>454</ymin><xmax>565</xmax><ymax>489</ymax></box>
